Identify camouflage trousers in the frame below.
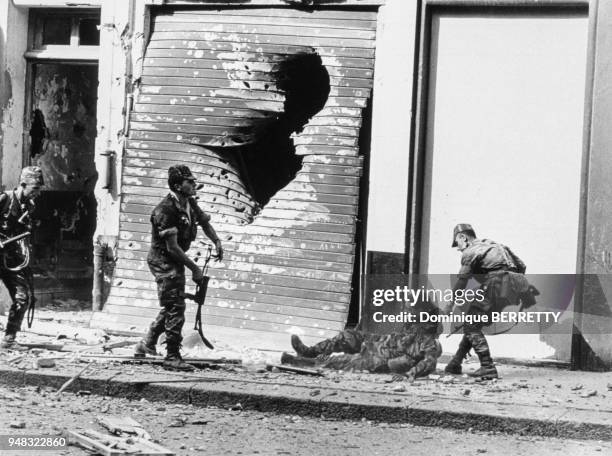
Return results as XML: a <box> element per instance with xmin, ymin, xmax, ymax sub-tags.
<box><xmin>146</xmin><ymin>262</ymin><xmax>186</xmax><ymax>353</ymax></box>
<box><xmin>310</xmin><ymin>328</ymin><xmax>371</xmax><ymax>356</ymax></box>
<box><xmin>319</xmin><ymin>349</ymin><xmax>389</xmax><ymax>373</ymax></box>
<box><xmin>1</xmin><ymin>266</ymin><xmax>34</xmax><ymax>336</ymax></box>
<box><xmin>311</xmin><ymin>330</ymin><xmax>392</xmax><ymax>373</ymax></box>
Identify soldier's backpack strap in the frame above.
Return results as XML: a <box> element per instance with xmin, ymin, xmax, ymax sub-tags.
<box><xmin>504</xmin><ymin>246</ymin><xmax>527</xmax><ymax>274</ymax></box>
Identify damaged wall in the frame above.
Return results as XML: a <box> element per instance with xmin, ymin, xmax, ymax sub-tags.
<box><xmin>92</xmin><ymin>6</ymin><xmax>378</xmax><ymax>347</ymax></box>
<box><xmin>31</xmin><ymin>63</ymin><xmax>98</xmax><ymax>192</ymax></box>
<box><xmin>0</xmin><ymin>2</ymin><xmax>28</xmax><ymax>191</ymax></box>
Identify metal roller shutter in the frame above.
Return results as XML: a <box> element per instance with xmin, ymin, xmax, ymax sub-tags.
<box><xmin>93</xmin><ymin>6</ymin><xmax>378</xmax><ymax>347</ymax></box>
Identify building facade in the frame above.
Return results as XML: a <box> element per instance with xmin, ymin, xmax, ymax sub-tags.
<box><xmin>0</xmin><ymin>0</ymin><xmax>609</xmax><ymax>370</ymax></box>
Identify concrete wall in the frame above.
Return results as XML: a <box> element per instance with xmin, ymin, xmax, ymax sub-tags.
<box><xmin>364</xmin><ymin>1</ymin><xmax>592</xmax><ymax>361</ymax></box>
<box><xmin>92</xmin><ymin>0</ymin><xmax>132</xmax><ymax>242</ymax></box>
<box><xmin>0</xmin><ymin>2</ymin><xmax>28</xmax><ymax>191</ymax></box>
<box><xmin>365</xmin><ymin>0</ymin><xmax>417</xmax><ymax>262</ymax></box>
<box><xmin>576</xmin><ymin>0</ymin><xmax>612</xmax><ymax>369</ymax></box>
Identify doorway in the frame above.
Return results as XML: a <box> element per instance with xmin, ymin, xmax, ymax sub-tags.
<box><xmin>27</xmin><ymin>62</ymin><xmax>98</xmax><ymax>306</ymax></box>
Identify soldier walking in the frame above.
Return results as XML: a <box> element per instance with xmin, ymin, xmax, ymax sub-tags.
<box><xmin>445</xmin><ymin>223</ymin><xmax>536</xmax><ymax>379</ymax></box>
<box><xmin>134</xmin><ymin>165</ymin><xmax>223</xmax><ymax>371</ymax></box>
<box><xmin>0</xmin><ymin>167</ymin><xmax>44</xmax><ymax>350</ymax></box>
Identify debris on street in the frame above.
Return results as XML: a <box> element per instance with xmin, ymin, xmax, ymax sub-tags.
<box><xmin>56</xmin><ymin>362</ymin><xmax>94</xmax><ymax>395</ymax></box>
<box><xmin>68</xmin><ymin>428</ymin><xmax>175</xmax><ymax>455</ymax></box>
<box><xmin>97</xmin><ymin>415</ymin><xmax>151</xmax><ymax>439</ymax></box>
<box><xmin>266</xmin><ymin>363</ymin><xmax>324</xmax><ymax>377</ymax></box>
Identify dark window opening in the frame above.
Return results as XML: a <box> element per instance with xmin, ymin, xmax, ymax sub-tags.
<box><xmin>79</xmin><ymin>18</ymin><xmax>100</xmax><ymax>46</ymax></box>
<box><xmin>42</xmin><ymin>16</ymin><xmax>71</xmax><ymax>45</ymax></box>
<box><xmin>31</xmin><ymin>9</ymin><xmax>100</xmax><ymax>51</ymax></box>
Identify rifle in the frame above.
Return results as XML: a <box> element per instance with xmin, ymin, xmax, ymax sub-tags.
<box><xmin>0</xmin><ymin>231</ymin><xmax>30</xmax><ymax>249</ymax></box>
<box><xmin>185</xmin><ymin>245</ymin><xmax>214</xmax><ymax>350</ymax></box>
<box><xmin>0</xmin><ymin>231</ymin><xmax>35</xmax><ymax>328</ymax></box>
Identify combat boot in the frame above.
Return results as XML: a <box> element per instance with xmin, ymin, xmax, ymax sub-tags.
<box><xmin>0</xmin><ymin>334</ymin><xmax>27</xmax><ymax>351</ymax></box>
<box><xmin>468</xmin><ymin>350</ymin><xmax>498</xmax><ymax>379</ymax></box>
<box><xmin>281</xmin><ymin>352</ymin><xmax>316</xmax><ymax>368</ymax></box>
<box><xmin>291</xmin><ymin>335</ymin><xmax>317</xmax><ymax>357</ymax></box>
<box><xmin>134</xmin><ymin>340</ymin><xmax>158</xmax><ymax>358</ymax></box>
<box><xmin>445</xmin><ymin>335</ymin><xmax>471</xmax><ymax>374</ymax></box>
<box><xmin>444</xmin><ymin>359</ymin><xmax>463</xmax><ymax>374</ymax></box>
<box><xmin>163</xmin><ymin>352</ymin><xmax>195</xmax><ymax>372</ymax></box>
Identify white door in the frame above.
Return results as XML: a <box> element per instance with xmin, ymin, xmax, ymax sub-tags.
<box><xmin>421</xmin><ymin>11</ymin><xmax>588</xmax><ymax>360</ymax></box>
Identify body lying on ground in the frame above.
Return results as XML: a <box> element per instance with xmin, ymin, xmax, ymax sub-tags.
<box><xmin>282</xmin><ymin>322</ymin><xmax>442</xmax><ymax>381</ymax></box>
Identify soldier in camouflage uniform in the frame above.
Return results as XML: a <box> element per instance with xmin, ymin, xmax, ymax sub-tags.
<box><xmin>0</xmin><ymin>167</ymin><xmax>43</xmax><ymax>350</ymax></box>
<box><xmin>134</xmin><ymin>165</ymin><xmax>223</xmax><ymax>371</ymax></box>
<box><xmin>284</xmin><ymin>315</ymin><xmax>442</xmax><ymax>381</ymax></box>
<box><xmin>445</xmin><ymin>223</ymin><xmax>536</xmax><ymax>379</ymax></box>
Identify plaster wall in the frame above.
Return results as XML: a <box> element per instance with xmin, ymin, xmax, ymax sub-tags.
<box><xmin>92</xmin><ymin>0</ymin><xmax>133</xmax><ymax>241</ymax></box>
<box><xmin>365</xmin><ymin>0</ymin><xmax>417</xmax><ymax>256</ymax></box>
<box><xmin>0</xmin><ymin>2</ymin><xmax>28</xmax><ymax>191</ymax></box>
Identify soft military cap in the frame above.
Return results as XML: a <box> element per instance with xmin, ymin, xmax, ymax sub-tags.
<box><xmin>20</xmin><ymin>166</ymin><xmax>44</xmax><ymax>186</ymax></box>
<box><xmin>452</xmin><ymin>223</ymin><xmax>475</xmax><ymax>247</ymax></box>
<box><xmin>168</xmin><ymin>165</ymin><xmax>196</xmax><ymax>181</ymax></box>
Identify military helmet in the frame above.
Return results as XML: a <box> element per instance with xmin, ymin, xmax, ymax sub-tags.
<box><xmin>452</xmin><ymin>223</ymin><xmax>476</xmax><ymax>247</ymax></box>
<box><xmin>20</xmin><ymin>166</ymin><xmax>44</xmax><ymax>186</ymax></box>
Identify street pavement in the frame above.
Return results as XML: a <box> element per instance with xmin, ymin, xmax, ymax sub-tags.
<box><xmin>1</xmin><ymin>384</ymin><xmax>610</xmax><ymax>456</ymax></box>
<box><xmin>0</xmin><ymin>310</ymin><xmax>611</xmax><ymax>454</ymax></box>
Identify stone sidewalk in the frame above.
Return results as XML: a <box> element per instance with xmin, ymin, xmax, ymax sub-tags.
<box><xmin>0</xmin><ymin>312</ymin><xmax>611</xmax><ymax>441</ymax></box>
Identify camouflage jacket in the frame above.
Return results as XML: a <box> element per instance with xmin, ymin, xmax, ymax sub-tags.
<box><xmin>147</xmin><ymin>193</ymin><xmax>211</xmax><ymax>271</ymax></box>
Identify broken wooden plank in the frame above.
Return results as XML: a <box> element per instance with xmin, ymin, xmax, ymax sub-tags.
<box><xmin>20</xmin><ymin>342</ymin><xmax>66</xmax><ymax>351</ymax></box>
<box><xmin>56</xmin><ymin>362</ymin><xmax>94</xmax><ymax>395</ymax></box>
<box><xmin>79</xmin><ymin>354</ymin><xmax>241</xmax><ymax>363</ymax></box>
<box><xmin>68</xmin><ymin>429</ymin><xmax>175</xmax><ymax>456</ymax></box>
<box><xmin>97</xmin><ymin>415</ymin><xmax>151</xmax><ymax>439</ymax></box>
<box><xmin>266</xmin><ymin>363</ymin><xmax>324</xmax><ymax>377</ymax></box>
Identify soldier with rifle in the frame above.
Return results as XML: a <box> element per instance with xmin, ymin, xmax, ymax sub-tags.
<box><xmin>134</xmin><ymin>165</ymin><xmax>223</xmax><ymax>371</ymax></box>
<box><xmin>0</xmin><ymin>166</ymin><xmax>44</xmax><ymax>350</ymax></box>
